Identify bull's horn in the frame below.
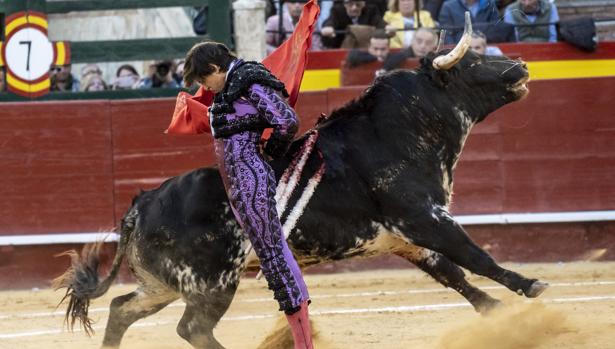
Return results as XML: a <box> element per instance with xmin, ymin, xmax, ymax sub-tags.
<box><xmin>433</xmin><ymin>11</ymin><xmax>473</xmax><ymax>70</ymax></box>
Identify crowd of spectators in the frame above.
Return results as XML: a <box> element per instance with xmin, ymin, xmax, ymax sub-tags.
<box><xmin>0</xmin><ymin>68</ymin><xmax>5</xmax><ymax>93</ymax></box>
<box><xmin>42</xmin><ymin>60</ymin><xmax>186</xmax><ymax>93</ymax></box>
<box><xmin>266</xmin><ymin>0</ymin><xmax>560</xmax><ymax>51</ymax></box>
<box><xmin>0</xmin><ymin>0</ymin><xmax>565</xmax><ymax>95</ymax></box>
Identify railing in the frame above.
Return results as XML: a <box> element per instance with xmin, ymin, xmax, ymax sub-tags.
<box><xmin>0</xmin><ymin>0</ymin><xmax>230</xmax><ymax>47</ymax></box>
<box><xmin>0</xmin><ymin>0</ymin><xmax>233</xmax><ymax>100</ymax></box>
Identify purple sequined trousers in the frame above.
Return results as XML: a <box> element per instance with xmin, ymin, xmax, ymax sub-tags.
<box><xmin>213</xmin><ymin>84</ymin><xmax>309</xmax><ymax>313</ymax></box>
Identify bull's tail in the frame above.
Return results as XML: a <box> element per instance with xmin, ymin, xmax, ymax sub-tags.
<box><xmin>52</xmin><ymin>208</ymin><xmax>136</xmax><ymax>336</ymax></box>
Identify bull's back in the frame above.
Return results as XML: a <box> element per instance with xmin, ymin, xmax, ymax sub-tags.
<box><xmin>127</xmin><ymin>167</ymin><xmax>247</xmax><ymax>291</ymax></box>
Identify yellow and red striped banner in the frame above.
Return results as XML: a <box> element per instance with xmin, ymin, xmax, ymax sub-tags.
<box><xmin>53</xmin><ymin>41</ymin><xmax>71</xmax><ymax>66</ymax></box>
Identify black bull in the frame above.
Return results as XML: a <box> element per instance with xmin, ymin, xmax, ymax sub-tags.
<box><xmin>55</xmin><ymin>49</ymin><xmax>548</xmax><ymax>349</ymax></box>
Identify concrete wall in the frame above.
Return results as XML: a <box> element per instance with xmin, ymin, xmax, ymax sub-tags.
<box><xmin>48</xmin><ymin>7</ymin><xmax>196</xmax><ymax>84</ymax></box>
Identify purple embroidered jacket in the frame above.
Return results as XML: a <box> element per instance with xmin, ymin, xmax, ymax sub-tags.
<box><xmin>211</xmin><ymin>82</ymin><xmax>308</xmax><ymax>313</ymax></box>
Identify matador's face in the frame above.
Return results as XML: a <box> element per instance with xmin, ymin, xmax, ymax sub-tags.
<box><xmin>200</xmin><ymin>64</ymin><xmax>227</xmax><ymax>93</ymax></box>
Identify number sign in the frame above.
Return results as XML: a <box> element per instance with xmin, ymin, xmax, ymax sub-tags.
<box><xmin>0</xmin><ymin>12</ymin><xmax>71</xmax><ymax>97</ymax></box>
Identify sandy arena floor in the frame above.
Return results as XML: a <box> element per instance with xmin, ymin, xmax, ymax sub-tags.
<box><xmin>1</xmin><ymin>262</ymin><xmax>615</xmax><ymax>349</ymax></box>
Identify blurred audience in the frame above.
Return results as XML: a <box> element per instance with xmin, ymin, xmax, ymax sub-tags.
<box><xmin>81</xmin><ymin>73</ymin><xmax>108</xmax><ymax>92</ymax></box>
<box><xmin>423</xmin><ymin>0</ymin><xmax>446</xmax><ymax>20</ymax></box>
<box><xmin>470</xmin><ymin>31</ymin><xmax>504</xmax><ymax>55</ymax></box>
<box><xmin>112</xmin><ymin>64</ymin><xmax>140</xmax><ymax>90</ymax></box>
<box><xmin>136</xmin><ymin>61</ymin><xmax>180</xmax><ymax>89</ymax></box>
<box><xmin>369</xmin><ymin>0</ymin><xmax>389</xmax><ymax>16</ymax></box>
<box><xmin>174</xmin><ymin>60</ymin><xmax>185</xmax><ymax>86</ymax></box>
<box><xmin>0</xmin><ymin>68</ymin><xmax>5</xmax><ymax>92</ymax></box>
<box><xmin>50</xmin><ymin>64</ymin><xmax>80</xmax><ymax>92</ymax></box>
<box><xmin>438</xmin><ymin>0</ymin><xmax>499</xmax><ymax>44</ymax></box>
<box><xmin>317</xmin><ymin>0</ymin><xmax>335</xmax><ymax>30</ymax></box>
<box><xmin>345</xmin><ymin>29</ymin><xmax>391</xmax><ymax>68</ymax></box>
<box><xmin>382</xmin><ymin>27</ymin><xmax>438</xmax><ymax>70</ymax></box>
<box><xmin>266</xmin><ymin>0</ymin><xmax>322</xmax><ymax>53</ymax></box>
<box><xmin>80</xmin><ymin>64</ymin><xmax>103</xmax><ymax>80</ymax></box>
<box><xmin>384</xmin><ymin>0</ymin><xmax>436</xmax><ymax>48</ymax></box>
<box><xmin>367</xmin><ymin>30</ymin><xmax>391</xmax><ymax>62</ymax></box>
<box><xmin>267</xmin><ymin>0</ymin><xmax>304</xmax><ymax>51</ymax></box>
<box><xmin>321</xmin><ymin>0</ymin><xmax>387</xmax><ymax>49</ymax></box>
<box><xmin>504</xmin><ymin>0</ymin><xmax>559</xmax><ymax>42</ymax></box>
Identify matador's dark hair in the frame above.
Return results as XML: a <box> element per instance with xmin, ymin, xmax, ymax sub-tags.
<box><xmin>183</xmin><ymin>41</ymin><xmax>237</xmax><ymax>87</ymax></box>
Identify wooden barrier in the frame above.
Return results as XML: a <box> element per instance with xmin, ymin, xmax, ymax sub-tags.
<box><xmin>341</xmin><ymin>59</ymin><xmax>421</xmax><ymax>86</ymax></box>
<box><xmin>1</xmin><ymin>77</ymin><xmax>612</xmax><ymax>230</ymax></box>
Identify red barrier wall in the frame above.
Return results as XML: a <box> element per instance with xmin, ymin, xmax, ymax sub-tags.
<box><xmin>1</xmin><ymin>76</ymin><xmax>614</xmax><ymax>288</ymax></box>
<box><xmin>306</xmin><ymin>42</ymin><xmax>615</xmax><ymax>70</ymax></box>
<box><xmin>1</xmin><ymin>77</ymin><xmax>614</xmax><ymax>232</ymax></box>
<box><xmin>0</xmin><ymin>101</ymin><xmax>115</xmax><ymax>234</ymax></box>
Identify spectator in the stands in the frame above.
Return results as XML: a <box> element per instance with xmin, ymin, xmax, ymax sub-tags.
<box><xmin>267</xmin><ymin>0</ymin><xmax>304</xmax><ymax>52</ymax></box>
<box><xmin>345</xmin><ymin>29</ymin><xmax>391</xmax><ymax>68</ymax></box>
<box><xmin>317</xmin><ymin>0</ymin><xmax>334</xmax><ymax>30</ymax></box>
<box><xmin>382</xmin><ymin>27</ymin><xmax>438</xmax><ymax>70</ymax></box>
<box><xmin>136</xmin><ymin>60</ymin><xmax>180</xmax><ymax>89</ymax></box>
<box><xmin>265</xmin><ymin>0</ymin><xmax>277</xmax><ymax>19</ymax></box>
<box><xmin>316</xmin><ymin>0</ymin><xmax>385</xmax><ymax>31</ymax></box>
<box><xmin>174</xmin><ymin>60</ymin><xmax>185</xmax><ymax>86</ymax></box>
<box><xmin>504</xmin><ymin>0</ymin><xmax>559</xmax><ymax>42</ymax></box>
<box><xmin>470</xmin><ymin>30</ymin><xmax>504</xmax><ymax>55</ymax></box>
<box><xmin>497</xmin><ymin>0</ymin><xmax>515</xmax><ymax>13</ymax></box>
<box><xmin>81</xmin><ymin>73</ymin><xmax>108</xmax><ymax>92</ymax></box>
<box><xmin>369</xmin><ymin>0</ymin><xmax>389</xmax><ymax>16</ymax></box>
<box><xmin>111</xmin><ymin>64</ymin><xmax>140</xmax><ymax>90</ymax></box>
<box><xmin>312</xmin><ymin>0</ymin><xmax>387</xmax><ymax>38</ymax></box>
<box><xmin>438</xmin><ymin>0</ymin><xmax>499</xmax><ymax>44</ymax></box>
<box><xmin>321</xmin><ymin>0</ymin><xmax>387</xmax><ymax>49</ymax></box>
<box><xmin>266</xmin><ymin>0</ymin><xmax>321</xmax><ymax>53</ymax></box>
<box><xmin>80</xmin><ymin>64</ymin><xmax>103</xmax><ymax>80</ymax></box>
<box><xmin>423</xmin><ymin>0</ymin><xmax>446</xmax><ymax>20</ymax></box>
<box><xmin>50</xmin><ymin>64</ymin><xmax>80</xmax><ymax>92</ymax></box>
<box><xmin>0</xmin><ymin>68</ymin><xmax>5</xmax><ymax>92</ymax></box>
<box><xmin>384</xmin><ymin>0</ymin><xmax>435</xmax><ymax>49</ymax></box>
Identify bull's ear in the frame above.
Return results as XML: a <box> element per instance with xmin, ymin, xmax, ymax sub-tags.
<box><xmin>431</xmin><ymin>70</ymin><xmax>451</xmax><ymax>88</ymax></box>
<box><xmin>420</xmin><ymin>54</ymin><xmax>451</xmax><ymax>88</ymax></box>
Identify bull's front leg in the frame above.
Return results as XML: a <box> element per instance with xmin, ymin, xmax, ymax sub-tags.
<box><xmin>390</xmin><ymin>205</ymin><xmax>548</xmax><ymax>298</ymax></box>
<box><xmin>395</xmin><ymin>247</ymin><xmax>501</xmax><ymax>313</ymax></box>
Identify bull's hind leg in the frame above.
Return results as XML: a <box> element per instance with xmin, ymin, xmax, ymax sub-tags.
<box><xmin>395</xmin><ymin>247</ymin><xmax>501</xmax><ymax>313</ymax></box>
<box><xmin>101</xmin><ymin>288</ymin><xmax>178</xmax><ymax>349</ymax></box>
<box><xmin>396</xmin><ymin>206</ymin><xmax>548</xmax><ymax>298</ymax></box>
<box><xmin>176</xmin><ymin>284</ymin><xmax>238</xmax><ymax>349</ymax></box>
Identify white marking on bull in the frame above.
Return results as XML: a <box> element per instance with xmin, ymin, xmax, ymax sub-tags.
<box><xmin>275</xmin><ymin>132</ymin><xmax>319</xmax><ymax>216</ymax></box>
<box><xmin>255</xmin><ymin>162</ymin><xmax>325</xmax><ymax>279</ymax></box>
<box><xmin>282</xmin><ymin>163</ymin><xmax>325</xmax><ymax>239</ymax></box>
<box><xmin>171</xmin><ymin>264</ymin><xmax>198</xmax><ymax>293</ymax></box>
<box><xmin>341</xmin><ymin>222</ymin><xmax>421</xmax><ymax>258</ymax></box>
<box><xmin>250</xmin><ymin>133</ymin><xmax>324</xmax><ymax>278</ymax></box>
<box><xmin>452</xmin><ymin>106</ymin><xmax>474</xmax><ymax>158</ymax></box>
<box><xmin>437</xmin><ymin>106</ymin><xmax>475</xmax><ymax>203</ymax></box>
<box><xmin>431</xmin><ymin>204</ymin><xmax>452</xmax><ymax>222</ymax></box>
<box><xmin>441</xmin><ymin>162</ymin><xmax>453</xmax><ymax>203</ymax></box>
<box><xmin>373</xmin><ymin>162</ymin><xmax>407</xmax><ymax>191</ymax></box>
<box><xmin>423</xmin><ymin>249</ymin><xmax>440</xmax><ymax>267</ymax></box>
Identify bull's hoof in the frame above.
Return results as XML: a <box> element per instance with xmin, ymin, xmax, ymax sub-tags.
<box><xmin>525</xmin><ymin>280</ymin><xmax>549</xmax><ymax>298</ymax></box>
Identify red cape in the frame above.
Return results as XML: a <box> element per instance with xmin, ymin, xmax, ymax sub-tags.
<box><xmin>166</xmin><ymin>0</ymin><xmax>320</xmax><ymax>135</ymax></box>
